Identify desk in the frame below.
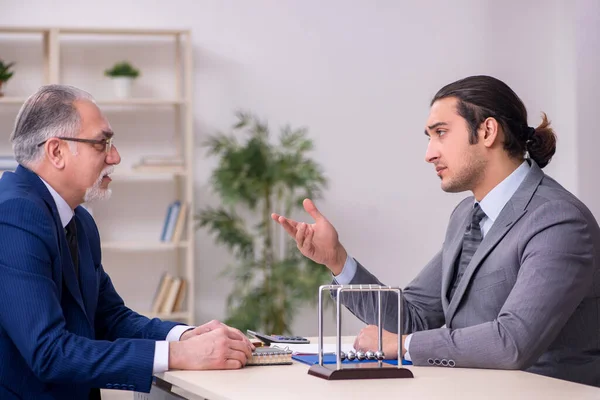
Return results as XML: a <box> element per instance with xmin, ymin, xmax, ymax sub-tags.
<box><xmin>154</xmin><ymin>337</ymin><xmax>599</xmax><ymax>400</ymax></box>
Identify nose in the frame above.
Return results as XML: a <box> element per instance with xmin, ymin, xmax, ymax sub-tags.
<box><xmin>106</xmin><ymin>145</ymin><xmax>121</xmax><ymax>165</ymax></box>
<box><xmin>425</xmin><ymin>139</ymin><xmax>439</xmax><ymax>164</ymax></box>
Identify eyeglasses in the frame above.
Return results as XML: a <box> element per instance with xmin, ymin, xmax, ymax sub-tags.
<box><xmin>37</xmin><ymin>136</ymin><xmax>114</xmax><ymax>154</ymax></box>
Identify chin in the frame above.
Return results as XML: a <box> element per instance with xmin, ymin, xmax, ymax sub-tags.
<box><xmin>84</xmin><ymin>188</ymin><xmax>112</xmax><ymax>203</ymax></box>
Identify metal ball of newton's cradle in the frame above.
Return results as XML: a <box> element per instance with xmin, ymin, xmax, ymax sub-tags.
<box><xmin>365</xmin><ymin>351</ymin><xmax>375</xmax><ymax>360</ymax></box>
<box><xmin>347</xmin><ymin>350</ymin><xmax>356</xmax><ymax>361</ymax></box>
<box><xmin>339</xmin><ymin>351</ymin><xmax>346</xmax><ymax>361</ymax></box>
<box><xmin>356</xmin><ymin>351</ymin><xmax>366</xmax><ymax>361</ymax></box>
<box><xmin>375</xmin><ymin>351</ymin><xmax>385</xmax><ymax>361</ymax></box>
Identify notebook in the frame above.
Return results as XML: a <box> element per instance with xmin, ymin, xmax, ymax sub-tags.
<box><xmin>247</xmin><ymin>346</ymin><xmax>293</xmax><ymax>366</ymax></box>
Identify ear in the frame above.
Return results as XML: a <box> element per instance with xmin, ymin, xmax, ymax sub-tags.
<box><xmin>45</xmin><ymin>138</ymin><xmax>67</xmax><ymax>169</ymax></box>
<box><xmin>480</xmin><ymin>117</ymin><xmax>499</xmax><ymax>148</ymax></box>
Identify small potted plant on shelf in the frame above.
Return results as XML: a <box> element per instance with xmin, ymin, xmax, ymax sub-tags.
<box><xmin>104</xmin><ymin>61</ymin><xmax>140</xmax><ymax>99</ymax></box>
<box><xmin>0</xmin><ymin>59</ymin><xmax>15</xmax><ymax>97</ymax></box>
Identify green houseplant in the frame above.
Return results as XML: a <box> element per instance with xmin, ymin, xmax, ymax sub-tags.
<box><xmin>104</xmin><ymin>61</ymin><xmax>140</xmax><ymax>98</ymax></box>
<box><xmin>0</xmin><ymin>59</ymin><xmax>15</xmax><ymax>97</ymax></box>
<box><xmin>197</xmin><ymin>111</ymin><xmax>330</xmax><ymax>334</ymax></box>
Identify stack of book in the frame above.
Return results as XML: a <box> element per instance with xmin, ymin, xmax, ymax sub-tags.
<box><xmin>151</xmin><ymin>272</ymin><xmax>187</xmax><ymax>315</ymax></box>
<box><xmin>161</xmin><ymin>200</ymin><xmax>188</xmax><ymax>242</ymax></box>
<box><xmin>0</xmin><ymin>156</ymin><xmax>18</xmax><ymax>172</ymax></box>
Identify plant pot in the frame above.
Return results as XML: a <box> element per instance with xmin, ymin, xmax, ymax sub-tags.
<box><xmin>0</xmin><ymin>81</ymin><xmax>5</xmax><ymax>97</ymax></box>
<box><xmin>111</xmin><ymin>76</ymin><xmax>134</xmax><ymax>99</ymax></box>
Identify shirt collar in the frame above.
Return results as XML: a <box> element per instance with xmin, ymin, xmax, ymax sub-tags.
<box><xmin>39</xmin><ymin>177</ymin><xmax>74</xmax><ymax>229</ymax></box>
<box><xmin>477</xmin><ymin>161</ymin><xmax>530</xmax><ymax>223</ymax></box>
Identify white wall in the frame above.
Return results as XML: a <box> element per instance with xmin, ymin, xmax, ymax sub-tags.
<box><xmin>575</xmin><ymin>0</ymin><xmax>600</xmax><ymax>218</ymax></box>
<box><xmin>0</xmin><ymin>0</ymin><xmax>592</xmax><ymax>336</ymax></box>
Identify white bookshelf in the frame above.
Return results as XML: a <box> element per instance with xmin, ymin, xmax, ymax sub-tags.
<box><xmin>101</xmin><ymin>241</ymin><xmax>190</xmax><ymax>251</ymax></box>
<box><xmin>0</xmin><ymin>97</ymin><xmax>28</xmax><ymax>104</ymax></box>
<box><xmin>0</xmin><ymin>26</ymin><xmax>196</xmax><ymax>325</ymax></box>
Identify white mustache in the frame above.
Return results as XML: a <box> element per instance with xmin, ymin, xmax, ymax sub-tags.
<box><xmin>94</xmin><ymin>166</ymin><xmax>115</xmax><ymax>186</ymax></box>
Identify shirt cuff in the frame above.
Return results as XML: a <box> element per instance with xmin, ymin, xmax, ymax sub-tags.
<box><xmin>166</xmin><ymin>325</ymin><xmax>194</xmax><ymax>342</ymax></box>
<box><xmin>153</xmin><ymin>341</ymin><xmax>169</xmax><ymax>374</ymax></box>
<box><xmin>153</xmin><ymin>325</ymin><xmax>195</xmax><ymax>373</ymax></box>
<box><xmin>404</xmin><ymin>333</ymin><xmax>413</xmax><ymax>362</ymax></box>
<box><xmin>333</xmin><ymin>255</ymin><xmax>357</xmax><ymax>284</ymax></box>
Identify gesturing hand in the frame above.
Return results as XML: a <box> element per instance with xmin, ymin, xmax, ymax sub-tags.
<box><xmin>271</xmin><ymin>198</ymin><xmax>348</xmax><ymax>275</ymax></box>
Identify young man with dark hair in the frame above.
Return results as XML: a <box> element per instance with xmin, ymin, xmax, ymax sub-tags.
<box><xmin>273</xmin><ymin>75</ymin><xmax>600</xmax><ymax>387</ymax></box>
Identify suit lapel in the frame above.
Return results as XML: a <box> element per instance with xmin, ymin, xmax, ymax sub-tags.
<box><xmin>15</xmin><ymin>166</ymin><xmax>89</xmax><ymax>320</ymax></box>
<box><xmin>441</xmin><ymin>209</ymin><xmax>470</xmax><ymax>313</ymax></box>
<box><xmin>445</xmin><ymin>160</ymin><xmax>545</xmax><ymax>324</ymax></box>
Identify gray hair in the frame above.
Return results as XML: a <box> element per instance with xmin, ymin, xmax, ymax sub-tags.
<box><xmin>10</xmin><ymin>84</ymin><xmax>94</xmax><ymax>167</ymax></box>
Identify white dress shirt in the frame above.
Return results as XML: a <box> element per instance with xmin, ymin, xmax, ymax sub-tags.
<box><xmin>335</xmin><ymin>161</ymin><xmax>530</xmax><ymax>361</ymax></box>
<box><xmin>39</xmin><ymin>178</ymin><xmax>191</xmax><ymax>373</ymax></box>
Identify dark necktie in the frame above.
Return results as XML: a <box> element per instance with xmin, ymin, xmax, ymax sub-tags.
<box><xmin>66</xmin><ymin>218</ymin><xmax>101</xmax><ymax>400</ymax></box>
<box><xmin>448</xmin><ymin>203</ymin><xmax>487</xmax><ymax>302</ymax></box>
<box><xmin>65</xmin><ymin>217</ymin><xmax>79</xmax><ymax>279</ymax></box>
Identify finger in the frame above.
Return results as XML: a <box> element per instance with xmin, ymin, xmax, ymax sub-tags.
<box><xmin>204</xmin><ymin>319</ymin><xmax>224</xmax><ymax>331</ymax></box>
<box><xmin>278</xmin><ymin>216</ymin><xmax>299</xmax><ymax>237</ymax></box>
<box><xmin>296</xmin><ymin>223</ymin><xmax>307</xmax><ymax>248</ymax></box>
<box><xmin>228</xmin><ymin>327</ymin><xmax>255</xmax><ymax>349</ymax></box>
<box><xmin>228</xmin><ymin>337</ymin><xmax>254</xmax><ymax>359</ymax></box>
<box><xmin>303</xmin><ymin>198</ymin><xmax>325</xmax><ymax>222</ymax></box>
<box><xmin>223</xmin><ymin>359</ymin><xmax>243</xmax><ymax>369</ymax></box>
<box><xmin>302</xmin><ymin>225</ymin><xmax>314</xmax><ymax>252</ymax></box>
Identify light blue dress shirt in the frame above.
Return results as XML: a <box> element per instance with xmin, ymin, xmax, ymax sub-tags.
<box><xmin>40</xmin><ymin>178</ymin><xmax>191</xmax><ymax>373</ymax></box>
<box><xmin>335</xmin><ymin>161</ymin><xmax>530</xmax><ymax>361</ymax></box>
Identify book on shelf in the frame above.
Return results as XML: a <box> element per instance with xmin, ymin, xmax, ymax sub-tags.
<box><xmin>160</xmin><ymin>200</ymin><xmax>188</xmax><ymax>242</ymax></box>
<box><xmin>151</xmin><ymin>272</ymin><xmax>173</xmax><ymax>314</ymax></box>
<box><xmin>150</xmin><ymin>272</ymin><xmax>187</xmax><ymax>316</ymax></box>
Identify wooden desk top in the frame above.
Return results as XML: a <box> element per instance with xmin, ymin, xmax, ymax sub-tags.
<box><xmin>156</xmin><ymin>337</ymin><xmax>599</xmax><ymax>400</ymax></box>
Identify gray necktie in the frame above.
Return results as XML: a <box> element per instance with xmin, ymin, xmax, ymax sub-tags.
<box><xmin>448</xmin><ymin>203</ymin><xmax>487</xmax><ymax>301</ymax></box>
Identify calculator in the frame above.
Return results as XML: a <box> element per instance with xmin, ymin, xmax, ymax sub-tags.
<box><xmin>247</xmin><ymin>330</ymin><xmax>310</xmax><ymax>345</ymax></box>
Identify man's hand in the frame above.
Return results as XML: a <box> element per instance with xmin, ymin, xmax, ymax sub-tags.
<box><xmin>179</xmin><ymin>319</ymin><xmax>253</xmax><ymax>350</ymax></box>
<box><xmin>272</xmin><ymin>198</ymin><xmax>348</xmax><ymax>275</ymax></box>
<box><xmin>354</xmin><ymin>325</ymin><xmax>407</xmax><ymax>359</ymax></box>
<box><xmin>169</xmin><ymin>326</ymin><xmax>254</xmax><ymax>370</ymax></box>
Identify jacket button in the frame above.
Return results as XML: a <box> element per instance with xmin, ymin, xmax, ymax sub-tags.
<box><xmin>128</xmin><ymin>385</ymin><xmax>135</xmax><ymax>390</ymax></box>
<box><xmin>441</xmin><ymin>359</ymin><xmax>448</xmax><ymax>366</ymax></box>
<box><xmin>106</xmin><ymin>384</ymin><xmax>113</xmax><ymax>389</ymax></box>
<box><xmin>448</xmin><ymin>359</ymin><xmax>456</xmax><ymax>367</ymax></box>
<box><xmin>427</xmin><ymin>358</ymin><xmax>434</xmax><ymax>365</ymax></box>
<box><xmin>434</xmin><ymin>358</ymin><xmax>441</xmax><ymax>365</ymax></box>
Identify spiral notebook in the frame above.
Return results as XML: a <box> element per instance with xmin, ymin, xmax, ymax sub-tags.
<box><xmin>247</xmin><ymin>346</ymin><xmax>293</xmax><ymax>366</ymax></box>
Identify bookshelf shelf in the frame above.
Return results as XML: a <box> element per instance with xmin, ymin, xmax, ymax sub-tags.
<box><xmin>0</xmin><ymin>26</ymin><xmax>196</xmax><ymax>326</ymax></box>
<box><xmin>0</xmin><ymin>97</ymin><xmax>29</xmax><ymax>104</ymax></box>
<box><xmin>144</xmin><ymin>311</ymin><xmax>190</xmax><ymax>320</ymax></box>
<box><xmin>95</xmin><ymin>98</ymin><xmax>184</xmax><ymax>106</ymax></box>
<box><xmin>110</xmin><ymin>170</ymin><xmax>187</xmax><ymax>182</ymax></box>
<box><xmin>101</xmin><ymin>241</ymin><xmax>189</xmax><ymax>251</ymax></box>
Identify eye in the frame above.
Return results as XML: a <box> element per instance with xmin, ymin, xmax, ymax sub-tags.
<box><xmin>437</xmin><ymin>130</ymin><xmax>447</xmax><ymax>137</ymax></box>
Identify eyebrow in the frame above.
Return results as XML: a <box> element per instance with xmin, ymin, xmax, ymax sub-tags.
<box><xmin>95</xmin><ymin>130</ymin><xmax>114</xmax><ymax>139</ymax></box>
<box><xmin>424</xmin><ymin>122</ymin><xmax>449</xmax><ymax>137</ymax></box>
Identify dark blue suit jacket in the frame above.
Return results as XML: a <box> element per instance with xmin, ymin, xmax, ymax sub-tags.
<box><xmin>0</xmin><ymin>166</ymin><xmax>180</xmax><ymax>399</ymax></box>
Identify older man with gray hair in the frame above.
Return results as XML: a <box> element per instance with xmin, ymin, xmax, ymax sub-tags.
<box><xmin>0</xmin><ymin>85</ymin><xmax>253</xmax><ymax>400</ymax></box>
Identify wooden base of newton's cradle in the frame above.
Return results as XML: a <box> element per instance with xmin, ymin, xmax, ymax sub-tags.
<box><xmin>308</xmin><ymin>362</ymin><xmax>414</xmax><ymax>380</ymax></box>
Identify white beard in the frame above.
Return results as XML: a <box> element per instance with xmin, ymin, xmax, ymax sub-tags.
<box><xmin>84</xmin><ymin>166</ymin><xmax>114</xmax><ymax>203</ymax></box>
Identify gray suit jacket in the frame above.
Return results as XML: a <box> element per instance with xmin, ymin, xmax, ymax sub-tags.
<box><xmin>336</xmin><ymin>161</ymin><xmax>600</xmax><ymax>387</ymax></box>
